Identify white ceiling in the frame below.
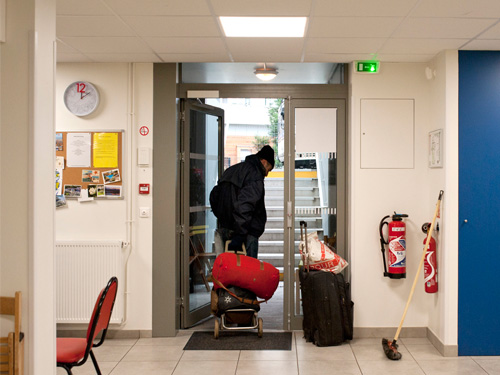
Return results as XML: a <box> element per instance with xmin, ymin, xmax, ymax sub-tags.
<box><xmin>56</xmin><ymin>0</ymin><xmax>500</xmax><ymax>64</ymax></box>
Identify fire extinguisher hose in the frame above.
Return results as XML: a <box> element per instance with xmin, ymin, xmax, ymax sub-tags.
<box><xmin>382</xmin><ymin>190</ymin><xmax>444</xmax><ymax>360</ymax></box>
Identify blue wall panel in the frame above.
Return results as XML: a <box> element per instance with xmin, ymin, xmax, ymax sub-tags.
<box><xmin>459</xmin><ymin>51</ymin><xmax>500</xmax><ymax>356</ymax></box>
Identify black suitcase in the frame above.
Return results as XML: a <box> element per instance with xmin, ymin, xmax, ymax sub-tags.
<box><xmin>299</xmin><ymin>221</ymin><xmax>354</xmax><ymax>346</ymax></box>
<box><xmin>299</xmin><ymin>268</ymin><xmax>353</xmax><ymax>346</ymax></box>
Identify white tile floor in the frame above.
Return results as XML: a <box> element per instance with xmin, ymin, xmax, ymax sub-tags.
<box><xmin>56</xmin><ymin>331</ymin><xmax>500</xmax><ymax>375</ymax></box>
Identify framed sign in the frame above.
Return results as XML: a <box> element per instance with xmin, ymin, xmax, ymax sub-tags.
<box><xmin>429</xmin><ymin>129</ymin><xmax>443</xmax><ymax>168</ymax></box>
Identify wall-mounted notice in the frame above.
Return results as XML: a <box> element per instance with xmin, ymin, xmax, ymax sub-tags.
<box><xmin>93</xmin><ymin>132</ymin><xmax>118</xmax><ymax>168</ymax></box>
<box><xmin>67</xmin><ymin>133</ymin><xmax>91</xmax><ymax>167</ymax></box>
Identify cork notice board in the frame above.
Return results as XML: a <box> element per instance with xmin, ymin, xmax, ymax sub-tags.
<box><xmin>56</xmin><ymin>131</ymin><xmax>124</xmax><ymax>199</ymax></box>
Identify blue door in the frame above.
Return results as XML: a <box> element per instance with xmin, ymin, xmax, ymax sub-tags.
<box><xmin>459</xmin><ymin>51</ymin><xmax>500</xmax><ymax>355</ymax></box>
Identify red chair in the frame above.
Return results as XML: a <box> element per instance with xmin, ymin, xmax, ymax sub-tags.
<box><xmin>57</xmin><ymin>277</ymin><xmax>118</xmax><ymax>375</ymax></box>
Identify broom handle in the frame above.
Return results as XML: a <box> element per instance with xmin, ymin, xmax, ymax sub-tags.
<box><xmin>393</xmin><ymin>190</ymin><xmax>444</xmax><ymax>342</ymax></box>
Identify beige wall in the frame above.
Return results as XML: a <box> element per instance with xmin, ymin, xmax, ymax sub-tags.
<box><xmin>1</xmin><ymin>0</ymin><xmax>56</xmax><ymax>373</ymax></box>
<box><xmin>55</xmin><ymin>63</ymin><xmax>154</xmax><ymax>332</ymax></box>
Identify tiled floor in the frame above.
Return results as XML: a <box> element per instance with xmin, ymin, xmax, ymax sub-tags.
<box><xmin>56</xmin><ymin>331</ymin><xmax>500</xmax><ymax>375</ymax></box>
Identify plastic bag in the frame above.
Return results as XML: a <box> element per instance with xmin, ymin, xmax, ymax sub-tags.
<box><xmin>299</xmin><ymin>231</ymin><xmax>348</xmax><ymax>274</ymax></box>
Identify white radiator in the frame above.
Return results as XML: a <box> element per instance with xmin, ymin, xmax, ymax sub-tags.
<box><xmin>56</xmin><ymin>240</ymin><xmax>125</xmax><ymax>324</ymax></box>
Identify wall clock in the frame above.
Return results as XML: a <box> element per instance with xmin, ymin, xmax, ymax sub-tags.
<box><xmin>63</xmin><ymin>81</ymin><xmax>100</xmax><ymax>116</ymax></box>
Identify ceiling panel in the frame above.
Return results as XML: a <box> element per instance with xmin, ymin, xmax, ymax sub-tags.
<box><xmin>412</xmin><ymin>0</ymin><xmax>500</xmax><ymax>18</ymax></box>
<box><xmin>306</xmin><ymin>38</ymin><xmax>386</xmax><ymax>54</ymax></box>
<box><xmin>381</xmin><ymin>38</ymin><xmax>467</xmax><ymax>54</ymax></box>
<box><xmin>308</xmin><ymin>17</ymin><xmax>402</xmax><ymax>38</ymax></box>
<box><xmin>57</xmin><ymin>16</ymin><xmax>135</xmax><ymax>37</ymax></box>
<box><xmin>59</xmin><ymin>36</ymin><xmax>153</xmax><ymax>54</ymax></box>
<box><xmin>462</xmin><ymin>39</ymin><xmax>500</xmax><ymax>50</ymax></box>
<box><xmin>312</xmin><ymin>0</ymin><xmax>418</xmax><ymax>17</ymax></box>
<box><xmin>304</xmin><ymin>53</ymin><xmax>373</xmax><ymax>63</ymax></box>
<box><xmin>394</xmin><ymin>17</ymin><xmax>497</xmax><ymax>39</ymax></box>
<box><xmin>210</xmin><ymin>0</ymin><xmax>313</xmax><ymax>16</ymax></box>
<box><xmin>159</xmin><ymin>53</ymin><xmax>232</xmax><ymax>62</ymax></box>
<box><xmin>58</xmin><ymin>53</ymin><xmax>94</xmax><ymax>62</ymax></box>
<box><xmin>375</xmin><ymin>54</ymin><xmax>437</xmax><ymax>62</ymax></box>
<box><xmin>104</xmin><ymin>0</ymin><xmax>211</xmax><ymax>16</ymax></box>
<box><xmin>225</xmin><ymin>38</ymin><xmax>304</xmax><ymax>62</ymax></box>
<box><xmin>477</xmin><ymin>22</ymin><xmax>500</xmax><ymax>39</ymax></box>
<box><xmin>143</xmin><ymin>37</ymin><xmax>227</xmax><ymax>54</ymax></box>
<box><xmin>122</xmin><ymin>16</ymin><xmax>221</xmax><ymax>37</ymax></box>
<box><xmin>56</xmin><ymin>0</ymin><xmax>112</xmax><ymax>15</ymax></box>
<box><xmin>83</xmin><ymin>53</ymin><xmax>162</xmax><ymax>62</ymax></box>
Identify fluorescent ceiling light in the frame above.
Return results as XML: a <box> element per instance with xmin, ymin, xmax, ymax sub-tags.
<box><xmin>220</xmin><ymin>17</ymin><xmax>307</xmax><ymax>37</ymax></box>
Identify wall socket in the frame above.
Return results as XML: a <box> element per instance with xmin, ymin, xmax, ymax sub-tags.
<box><xmin>139</xmin><ymin>207</ymin><xmax>151</xmax><ymax>218</ymax></box>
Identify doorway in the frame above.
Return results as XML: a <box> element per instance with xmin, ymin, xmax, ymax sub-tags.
<box><xmin>152</xmin><ymin>63</ymin><xmax>349</xmax><ymax>334</ymax></box>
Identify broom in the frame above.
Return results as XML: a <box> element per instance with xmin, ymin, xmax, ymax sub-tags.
<box><xmin>382</xmin><ymin>190</ymin><xmax>444</xmax><ymax>360</ymax></box>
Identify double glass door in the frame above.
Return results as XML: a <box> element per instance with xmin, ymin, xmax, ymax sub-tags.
<box><xmin>179</xmin><ymin>96</ymin><xmax>346</xmax><ymax>330</ymax></box>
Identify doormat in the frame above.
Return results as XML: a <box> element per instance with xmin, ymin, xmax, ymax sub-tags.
<box><xmin>183</xmin><ymin>331</ymin><xmax>292</xmax><ymax>351</ymax></box>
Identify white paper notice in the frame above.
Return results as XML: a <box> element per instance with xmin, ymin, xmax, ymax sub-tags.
<box><xmin>67</xmin><ymin>133</ymin><xmax>91</xmax><ymax>167</ymax></box>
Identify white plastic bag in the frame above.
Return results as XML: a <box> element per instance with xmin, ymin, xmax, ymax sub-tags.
<box><xmin>299</xmin><ymin>231</ymin><xmax>348</xmax><ymax>274</ymax></box>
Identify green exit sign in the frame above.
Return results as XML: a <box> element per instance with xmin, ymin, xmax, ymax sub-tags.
<box><xmin>356</xmin><ymin>61</ymin><xmax>380</xmax><ymax>73</ymax></box>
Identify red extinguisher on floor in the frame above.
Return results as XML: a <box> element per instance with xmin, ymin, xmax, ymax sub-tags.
<box><xmin>422</xmin><ymin>222</ymin><xmax>438</xmax><ymax>293</ymax></box>
<box><xmin>379</xmin><ymin>213</ymin><xmax>408</xmax><ymax>279</ymax></box>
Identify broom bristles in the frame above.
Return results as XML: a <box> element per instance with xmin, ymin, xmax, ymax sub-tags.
<box><xmin>382</xmin><ymin>338</ymin><xmax>402</xmax><ymax>360</ymax></box>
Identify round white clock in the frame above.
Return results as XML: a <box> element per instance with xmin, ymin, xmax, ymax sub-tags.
<box><xmin>63</xmin><ymin>81</ymin><xmax>100</xmax><ymax>116</ymax></box>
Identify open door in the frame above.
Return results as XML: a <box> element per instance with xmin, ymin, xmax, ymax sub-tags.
<box><xmin>180</xmin><ymin>99</ymin><xmax>224</xmax><ymax>328</ymax></box>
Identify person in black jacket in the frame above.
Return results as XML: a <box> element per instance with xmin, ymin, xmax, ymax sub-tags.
<box><xmin>210</xmin><ymin>145</ymin><xmax>275</xmax><ymax>258</ymax></box>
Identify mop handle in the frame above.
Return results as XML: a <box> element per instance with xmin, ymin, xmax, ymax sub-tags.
<box><xmin>393</xmin><ymin>190</ymin><xmax>444</xmax><ymax>342</ymax></box>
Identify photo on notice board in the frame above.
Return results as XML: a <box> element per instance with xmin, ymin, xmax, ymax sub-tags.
<box><xmin>56</xmin><ymin>195</ymin><xmax>66</xmax><ymax>208</ymax></box>
<box><xmin>63</xmin><ymin>184</ymin><xmax>82</xmax><ymax>198</ymax></box>
<box><xmin>102</xmin><ymin>169</ymin><xmax>121</xmax><ymax>184</ymax></box>
<box><xmin>87</xmin><ymin>184</ymin><xmax>98</xmax><ymax>198</ymax></box>
<box><xmin>82</xmin><ymin>170</ymin><xmax>100</xmax><ymax>183</ymax></box>
<box><xmin>56</xmin><ymin>133</ymin><xmax>63</xmax><ymax>151</ymax></box>
<box><xmin>105</xmin><ymin>185</ymin><xmax>121</xmax><ymax>197</ymax></box>
<box><xmin>96</xmin><ymin>185</ymin><xmax>105</xmax><ymax>197</ymax></box>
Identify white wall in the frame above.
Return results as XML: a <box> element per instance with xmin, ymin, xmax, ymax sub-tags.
<box><xmin>56</xmin><ymin>63</ymin><xmax>153</xmax><ymax>332</ymax></box>
<box><xmin>426</xmin><ymin>50</ymin><xmax>459</xmax><ymax>346</ymax></box>
<box><xmin>350</xmin><ymin>63</ymin><xmax>444</xmax><ymax>330</ymax></box>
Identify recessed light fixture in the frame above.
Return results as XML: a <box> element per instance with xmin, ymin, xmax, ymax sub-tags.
<box><xmin>220</xmin><ymin>17</ymin><xmax>307</xmax><ymax>37</ymax></box>
<box><xmin>254</xmin><ymin>64</ymin><xmax>278</xmax><ymax>81</ymax></box>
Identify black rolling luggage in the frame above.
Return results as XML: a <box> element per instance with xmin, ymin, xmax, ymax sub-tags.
<box><xmin>299</xmin><ymin>221</ymin><xmax>354</xmax><ymax>347</ymax></box>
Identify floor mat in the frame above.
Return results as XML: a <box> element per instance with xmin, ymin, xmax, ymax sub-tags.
<box><xmin>183</xmin><ymin>331</ymin><xmax>292</xmax><ymax>351</ymax></box>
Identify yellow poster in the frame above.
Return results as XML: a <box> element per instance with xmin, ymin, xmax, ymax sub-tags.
<box><xmin>93</xmin><ymin>133</ymin><xmax>118</xmax><ymax>168</ymax></box>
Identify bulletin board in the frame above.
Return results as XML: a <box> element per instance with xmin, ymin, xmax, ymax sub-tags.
<box><xmin>55</xmin><ymin>131</ymin><xmax>124</xmax><ymax>199</ymax></box>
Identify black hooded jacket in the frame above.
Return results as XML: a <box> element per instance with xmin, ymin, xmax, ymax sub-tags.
<box><xmin>210</xmin><ymin>154</ymin><xmax>267</xmax><ymax>238</ymax></box>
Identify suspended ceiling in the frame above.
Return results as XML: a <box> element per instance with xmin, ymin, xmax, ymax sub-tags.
<box><xmin>57</xmin><ymin>0</ymin><xmax>500</xmax><ymax>64</ymax></box>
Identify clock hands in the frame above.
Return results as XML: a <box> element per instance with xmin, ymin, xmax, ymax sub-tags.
<box><xmin>80</xmin><ymin>91</ymin><xmax>91</xmax><ymax>99</ymax></box>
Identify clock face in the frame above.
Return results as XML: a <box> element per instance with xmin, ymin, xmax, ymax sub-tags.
<box><xmin>63</xmin><ymin>81</ymin><xmax>100</xmax><ymax>116</ymax></box>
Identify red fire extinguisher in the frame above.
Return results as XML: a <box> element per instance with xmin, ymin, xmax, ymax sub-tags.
<box><xmin>422</xmin><ymin>222</ymin><xmax>438</xmax><ymax>293</ymax></box>
<box><xmin>379</xmin><ymin>213</ymin><xmax>408</xmax><ymax>279</ymax></box>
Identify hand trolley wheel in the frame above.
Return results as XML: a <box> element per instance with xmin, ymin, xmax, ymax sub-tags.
<box><xmin>257</xmin><ymin>318</ymin><xmax>263</xmax><ymax>338</ymax></box>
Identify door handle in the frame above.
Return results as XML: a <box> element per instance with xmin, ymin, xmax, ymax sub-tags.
<box><xmin>463</xmin><ymin>219</ymin><xmax>468</xmax><ymax>223</ymax></box>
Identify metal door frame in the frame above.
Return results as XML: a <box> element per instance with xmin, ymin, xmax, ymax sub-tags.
<box><xmin>179</xmin><ymin>99</ymin><xmax>224</xmax><ymax>328</ymax></box>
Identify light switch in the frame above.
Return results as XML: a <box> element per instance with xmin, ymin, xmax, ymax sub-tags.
<box><xmin>138</xmin><ymin>147</ymin><xmax>150</xmax><ymax>166</ymax></box>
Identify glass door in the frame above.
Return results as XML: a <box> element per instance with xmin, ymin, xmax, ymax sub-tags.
<box><xmin>285</xmin><ymin>98</ymin><xmax>347</xmax><ymax>330</ymax></box>
<box><xmin>180</xmin><ymin>99</ymin><xmax>224</xmax><ymax>328</ymax></box>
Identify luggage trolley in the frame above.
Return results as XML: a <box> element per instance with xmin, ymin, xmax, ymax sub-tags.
<box><xmin>211</xmin><ymin>244</ymin><xmax>264</xmax><ymax>339</ymax></box>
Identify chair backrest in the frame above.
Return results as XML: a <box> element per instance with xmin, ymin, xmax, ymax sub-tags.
<box><xmin>85</xmin><ymin>277</ymin><xmax>118</xmax><ymax>351</ymax></box>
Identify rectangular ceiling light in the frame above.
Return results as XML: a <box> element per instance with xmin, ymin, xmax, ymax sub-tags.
<box><xmin>220</xmin><ymin>17</ymin><xmax>307</xmax><ymax>37</ymax></box>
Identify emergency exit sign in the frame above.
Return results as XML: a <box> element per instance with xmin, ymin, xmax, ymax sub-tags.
<box><xmin>356</xmin><ymin>61</ymin><xmax>380</xmax><ymax>73</ymax></box>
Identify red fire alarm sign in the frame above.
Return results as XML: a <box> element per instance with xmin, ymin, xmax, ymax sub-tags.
<box><xmin>139</xmin><ymin>184</ymin><xmax>150</xmax><ymax>194</ymax></box>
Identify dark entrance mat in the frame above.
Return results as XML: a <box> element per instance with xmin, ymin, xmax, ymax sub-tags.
<box><xmin>183</xmin><ymin>331</ymin><xmax>292</xmax><ymax>351</ymax></box>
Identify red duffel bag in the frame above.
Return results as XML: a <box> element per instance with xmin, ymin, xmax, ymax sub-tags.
<box><xmin>211</xmin><ymin>252</ymin><xmax>279</xmax><ymax>300</ymax></box>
